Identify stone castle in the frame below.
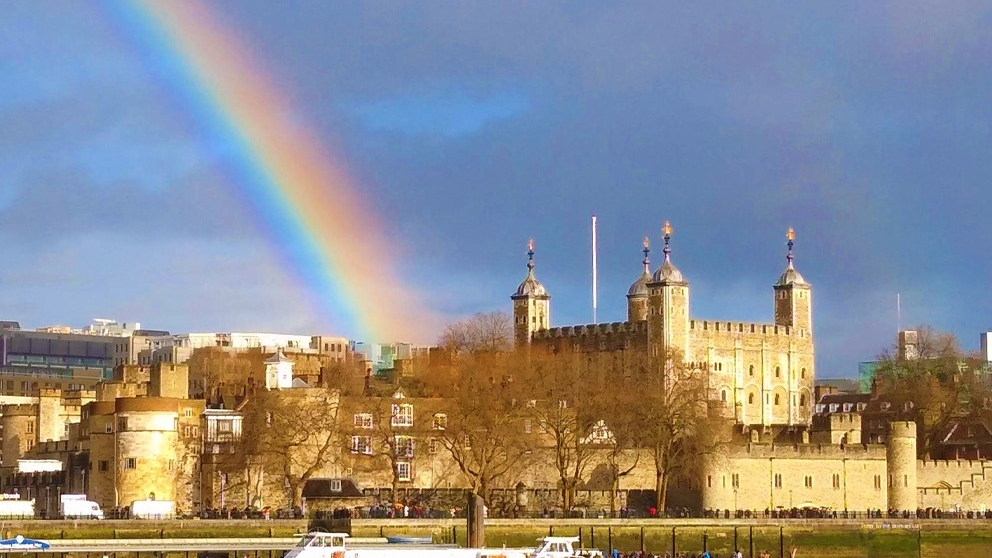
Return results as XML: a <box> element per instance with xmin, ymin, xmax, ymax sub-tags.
<box><xmin>510</xmin><ymin>225</ymin><xmax>992</xmax><ymax>514</ymax></box>
<box><xmin>1</xmin><ymin>226</ymin><xmax>992</xmax><ymax>516</ymax></box>
<box><xmin>514</xmin><ymin>224</ymin><xmax>814</xmax><ymax>431</ymax></box>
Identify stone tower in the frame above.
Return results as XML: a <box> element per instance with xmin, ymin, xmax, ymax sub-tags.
<box><xmin>886</xmin><ymin>421</ymin><xmax>918</xmax><ymax>512</ymax></box>
<box><xmin>511</xmin><ymin>240</ymin><xmax>550</xmax><ymax>347</ymax></box>
<box><xmin>773</xmin><ymin>227</ymin><xmax>812</xmax><ymax>334</ymax></box>
<box><xmin>646</xmin><ymin>222</ymin><xmax>690</xmax><ymax>360</ymax></box>
<box><xmin>626</xmin><ymin>237</ymin><xmax>651</xmax><ymax>322</ymax></box>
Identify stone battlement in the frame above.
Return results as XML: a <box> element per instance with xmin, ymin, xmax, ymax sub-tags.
<box><xmin>0</xmin><ymin>403</ymin><xmax>39</xmax><ymax>416</ymax></box>
<box><xmin>533</xmin><ymin>321</ymin><xmax>648</xmax><ymax>339</ymax></box>
<box><xmin>690</xmin><ymin>320</ymin><xmax>807</xmax><ymax>338</ymax></box>
<box><xmin>920</xmin><ymin>459</ymin><xmax>991</xmax><ymax>471</ymax></box>
<box><xmin>732</xmin><ymin>442</ymin><xmax>888</xmax><ymax>459</ymax></box>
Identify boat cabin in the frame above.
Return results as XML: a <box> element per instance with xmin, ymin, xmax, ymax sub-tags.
<box><xmin>285</xmin><ymin>531</ymin><xmax>348</xmax><ymax>558</ymax></box>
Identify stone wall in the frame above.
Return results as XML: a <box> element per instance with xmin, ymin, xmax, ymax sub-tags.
<box><xmin>700</xmin><ymin>444</ymin><xmax>888</xmax><ymax>512</ymax></box>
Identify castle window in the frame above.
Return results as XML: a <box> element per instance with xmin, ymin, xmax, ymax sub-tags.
<box><xmin>394</xmin><ymin>435</ymin><xmax>415</xmax><ymax>458</ymax></box>
<box><xmin>350</xmin><ymin>436</ymin><xmax>372</xmax><ymax>455</ymax></box>
<box><xmin>804</xmin><ymin>475</ymin><xmax>813</xmax><ymax>488</ymax></box>
<box><xmin>117</xmin><ymin>417</ymin><xmax>128</xmax><ymax>432</ymax></box>
<box><xmin>800</xmin><ymin>394</ymin><xmax>807</xmax><ymax>407</ymax></box>
<box><xmin>801</xmin><ymin>368</ymin><xmax>807</xmax><ymax>379</ymax></box>
<box><xmin>774</xmin><ymin>394</ymin><xmax>780</xmax><ymax>406</ymax></box>
<box><xmin>749</xmin><ymin>365</ymin><xmax>754</xmax><ymax>377</ymax></box>
<box><xmin>832</xmin><ymin>474</ymin><xmax>841</xmax><ymax>489</ymax></box>
<box><xmin>732</xmin><ymin>474</ymin><xmax>740</xmax><ymax>488</ymax></box>
<box><xmin>775</xmin><ymin>366</ymin><xmax>781</xmax><ymax>378</ymax></box>
<box><xmin>874</xmin><ymin>475</ymin><xmax>882</xmax><ymax>490</ymax></box>
<box><xmin>396</xmin><ymin>462</ymin><xmax>412</xmax><ymax>482</ymax></box>
<box><xmin>98</xmin><ymin>461</ymin><xmax>108</xmax><ymax>472</ymax></box>
<box><xmin>748</xmin><ymin>393</ymin><xmax>755</xmax><ymax>404</ymax></box>
<box><xmin>354</xmin><ymin>413</ymin><xmax>373</xmax><ymax>429</ymax></box>
<box><xmin>707</xmin><ymin>475</ymin><xmax>712</xmax><ymax>488</ymax></box>
<box><xmin>26</xmin><ymin>421</ymin><xmax>34</xmax><ymax>434</ymax></box>
<box><xmin>124</xmin><ymin>458</ymin><xmax>136</xmax><ymax>469</ymax></box>
<box><xmin>390</xmin><ymin>404</ymin><xmax>414</xmax><ymax>427</ymax></box>
<box><xmin>105</xmin><ymin>422</ymin><xmax>112</xmax><ymax>434</ymax></box>
<box><xmin>773</xmin><ymin>474</ymin><xmax>782</xmax><ymax>488</ymax></box>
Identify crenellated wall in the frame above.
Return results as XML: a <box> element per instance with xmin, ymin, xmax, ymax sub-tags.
<box><xmin>700</xmin><ymin>443</ymin><xmax>888</xmax><ymax>512</ymax></box>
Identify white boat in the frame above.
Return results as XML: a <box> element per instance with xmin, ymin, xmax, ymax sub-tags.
<box><xmin>285</xmin><ymin>532</ymin><xmax>603</xmax><ymax>558</ymax></box>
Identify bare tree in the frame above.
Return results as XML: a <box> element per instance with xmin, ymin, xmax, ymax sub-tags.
<box><xmin>349</xmin><ymin>388</ymin><xmax>427</xmax><ymax>506</ymax></box>
<box><xmin>874</xmin><ymin>326</ymin><xmax>987</xmax><ymax>458</ymax></box>
<box><xmin>522</xmin><ymin>349</ymin><xmax>600</xmax><ymax>511</ymax></box>
<box><xmin>239</xmin><ymin>387</ymin><xmax>344</xmax><ymax>508</ymax></box>
<box><xmin>187</xmin><ymin>348</ymin><xmax>254</xmax><ymax>399</ymax></box>
<box><xmin>425</xmin><ymin>350</ymin><xmax>531</xmax><ymax>501</ymax></box>
<box><xmin>629</xmin><ymin>350</ymin><xmax>727</xmax><ymax>510</ymax></box>
<box><xmin>588</xmin><ymin>361</ymin><xmax>644</xmax><ymax>516</ymax></box>
<box><xmin>438</xmin><ymin>311</ymin><xmax>513</xmax><ymax>356</ymax></box>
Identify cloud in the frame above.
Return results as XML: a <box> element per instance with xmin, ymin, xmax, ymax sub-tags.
<box><xmin>347</xmin><ymin>88</ymin><xmax>531</xmax><ymax>138</ymax></box>
<box><xmin>0</xmin><ymin>168</ymin><xmax>254</xmax><ymax>243</ymax></box>
<box><xmin>3</xmin><ymin>1</ymin><xmax>992</xmax><ymax>368</ymax></box>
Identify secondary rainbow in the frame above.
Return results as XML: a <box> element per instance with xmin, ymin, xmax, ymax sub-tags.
<box><xmin>106</xmin><ymin>1</ymin><xmax>435</xmax><ymax>341</ymax></box>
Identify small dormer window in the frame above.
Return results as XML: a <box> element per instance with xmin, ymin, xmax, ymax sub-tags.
<box><xmin>329</xmin><ymin>479</ymin><xmax>342</xmax><ymax>492</ymax></box>
<box><xmin>843</xmin><ymin>403</ymin><xmax>853</xmax><ymax>412</ymax></box>
<box><xmin>829</xmin><ymin>403</ymin><xmax>839</xmax><ymax>413</ymax></box>
<box><xmin>881</xmin><ymin>402</ymin><xmax>891</xmax><ymax>411</ymax></box>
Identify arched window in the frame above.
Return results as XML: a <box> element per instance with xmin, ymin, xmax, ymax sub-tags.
<box><xmin>748</xmin><ymin>393</ymin><xmax>755</xmax><ymax>405</ymax></box>
<box><xmin>775</xmin><ymin>366</ymin><xmax>781</xmax><ymax>378</ymax></box>
<box><xmin>774</xmin><ymin>394</ymin><xmax>780</xmax><ymax>405</ymax></box>
<box><xmin>749</xmin><ymin>365</ymin><xmax>754</xmax><ymax>377</ymax></box>
<box><xmin>800</xmin><ymin>394</ymin><xmax>807</xmax><ymax>406</ymax></box>
<box><xmin>721</xmin><ymin>390</ymin><xmax>727</xmax><ymax>402</ymax></box>
<box><xmin>801</xmin><ymin>367</ymin><xmax>807</xmax><ymax>379</ymax></box>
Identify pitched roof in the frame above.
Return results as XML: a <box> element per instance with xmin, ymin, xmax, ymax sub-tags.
<box><xmin>302</xmin><ymin>478</ymin><xmax>365</xmax><ymax>499</ymax></box>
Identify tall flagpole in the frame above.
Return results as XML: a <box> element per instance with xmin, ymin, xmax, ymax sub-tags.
<box><xmin>592</xmin><ymin>214</ymin><xmax>598</xmax><ymax>324</ymax></box>
<box><xmin>897</xmin><ymin>293</ymin><xmax>902</xmax><ymax>333</ymax></box>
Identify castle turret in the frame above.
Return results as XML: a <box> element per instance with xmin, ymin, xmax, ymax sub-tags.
<box><xmin>512</xmin><ymin>239</ymin><xmax>551</xmax><ymax>347</ymax></box>
<box><xmin>626</xmin><ymin>237</ymin><xmax>651</xmax><ymax>322</ymax></box>
<box><xmin>773</xmin><ymin>227</ymin><xmax>812</xmax><ymax>334</ymax></box>
<box><xmin>772</xmin><ymin>228</ymin><xmax>815</xmax><ymax>425</ymax></box>
<box><xmin>886</xmin><ymin>421</ymin><xmax>918</xmax><ymax>512</ymax></box>
<box><xmin>647</xmin><ymin>222</ymin><xmax>690</xmax><ymax>360</ymax></box>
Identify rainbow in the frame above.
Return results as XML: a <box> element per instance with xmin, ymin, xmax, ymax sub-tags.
<box><xmin>105</xmin><ymin>1</ymin><xmax>438</xmax><ymax>342</ymax></box>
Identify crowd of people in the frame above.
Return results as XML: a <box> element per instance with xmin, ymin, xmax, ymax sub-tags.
<box><xmin>608</xmin><ymin>548</ymin><xmax>798</xmax><ymax>558</ymax></box>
